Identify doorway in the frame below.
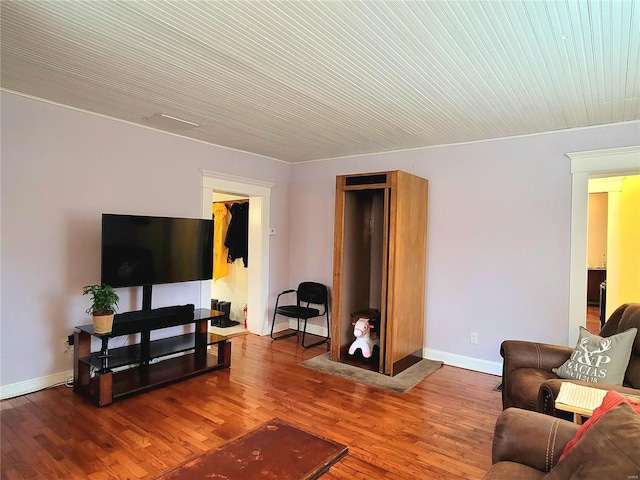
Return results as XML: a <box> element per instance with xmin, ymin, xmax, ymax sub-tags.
<box><xmin>588</xmin><ymin>175</ymin><xmax>640</xmax><ymax>326</ymax></box>
<box><xmin>211</xmin><ymin>192</ymin><xmax>249</xmax><ymax>333</ymax></box>
<box><xmin>200</xmin><ymin>170</ymin><xmax>274</xmax><ymax>335</ymax></box>
<box><xmin>567</xmin><ymin>146</ymin><xmax>640</xmax><ymax>346</ymax></box>
<box><xmin>585</xmin><ymin>189</ymin><xmax>607</xmax><ymax>333</ymax></box>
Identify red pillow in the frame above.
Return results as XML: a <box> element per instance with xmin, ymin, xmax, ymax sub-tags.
<box><xmin>560</xmin><ymin>390</ymin><xmax>640</xmax><ymax>461</ymax></box>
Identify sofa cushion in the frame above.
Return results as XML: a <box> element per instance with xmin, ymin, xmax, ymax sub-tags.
<box><xmin>560</xmin><ymin>390</ymin><xmax>640</xmax><ymax>460</ymax></box>
<box><xmin>552</xmin><ymin>327</ymin><xmax>637</xmax><ymax>385</ymax></box>
<box><xmin>544</xmin><ymin>402</ymin><xmax>640</xmax><ymax>480</ymax></box>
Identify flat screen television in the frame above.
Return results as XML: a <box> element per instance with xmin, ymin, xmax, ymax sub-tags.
<box><xmin>101</xmin><ymin>214</ymin><xmax>213</xmax><ymax>289</ymax></box>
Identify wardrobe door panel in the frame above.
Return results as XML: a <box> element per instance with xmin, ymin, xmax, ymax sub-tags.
<box><xmin>356</xmin><ymin>188</ymin><xmax>392</xmax><ymax>373</ymax></box>
<box><xmin>387</xmin><ymin>172</ymin><xmax>428</xmax><ymax>375</ymax></box>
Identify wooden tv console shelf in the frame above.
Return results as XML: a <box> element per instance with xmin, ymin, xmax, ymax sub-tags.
<box><xmin>73</xmin><ymin>306</ymin><xmax>230</xmax><ymax>407</ymax></box>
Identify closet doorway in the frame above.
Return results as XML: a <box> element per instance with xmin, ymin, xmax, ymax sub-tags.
<box><xmin>200</xmin><ymin>170</ymin><xmax>274</xmax><ymax>335</ymax></box>
<box><xmin>211</xmin><ymin>192</ymin><xmax>249</xmax><ymax>333</ymax></box>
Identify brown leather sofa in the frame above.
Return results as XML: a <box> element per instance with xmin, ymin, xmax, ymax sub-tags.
<box><xmin>482</xmin><ymin>408</ymin><xmax>578</xmax><ymax>479</ymax></box>
<box><xmin>500</xmin><ymin>303</ymin><xmax>640</xmax><ymax>419</ymax></box>
<box><xmin>483</xmin><ymin>405</ymin><xmax>640</xmax><ymax>479</ymax></box>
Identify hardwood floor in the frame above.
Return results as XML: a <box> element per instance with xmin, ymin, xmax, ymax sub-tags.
<box><xmin>586</xmin><ymin>305</ymin><xmax>602</xmax><ymax>334</ymax></box>
<box><xmin>1</xmin><ymin>334</ymin><xmax>503</xmax><ymax>480</ymax></box>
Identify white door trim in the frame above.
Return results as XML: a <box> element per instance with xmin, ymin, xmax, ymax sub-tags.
<box><xmin>567</xmin><ymin>146</ymin><xmax>640</xmax><ymax>346</ymax></box>
<box><xmin>200</xmin><ymin>170</ymin><xmax>275</xmax><ymax>335</ymax></box>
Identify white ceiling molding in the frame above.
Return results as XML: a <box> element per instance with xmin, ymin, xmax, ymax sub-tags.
<box><xmin>142</xmin><ymin>113</ymin><xmax>199</xmax><ymax>131</ymax></box>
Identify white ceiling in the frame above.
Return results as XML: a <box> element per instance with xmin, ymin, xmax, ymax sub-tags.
<box><xmin>1</xmin><ymin>1</ymin><xmax>638</xmax><ymax>163</ymax></box>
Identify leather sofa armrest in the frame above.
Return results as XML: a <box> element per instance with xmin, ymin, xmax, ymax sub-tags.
<box><xmin>500</xmin><ymin>341</ymin><xmax>573</xmax><ymax>409</ymax></box>
<box><xmin>538</xmin><ymin>378</ymin><xmax>640</xmax><ymax>417</ymax></box>
<box><xmin>501</xmin><ymin>341</ymin><xmax>573</xmax><ymax>377</ymax></box>
<box><xmin>491</xmin><ymin>408</ymin><xmax>578</xmax><ymax>473</ymax></box>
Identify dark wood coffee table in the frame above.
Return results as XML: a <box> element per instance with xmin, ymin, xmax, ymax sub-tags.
<box><xmin>156</xmin><ymin>418</ymin><xmax>348</xmax><ymax>479</ymax></box>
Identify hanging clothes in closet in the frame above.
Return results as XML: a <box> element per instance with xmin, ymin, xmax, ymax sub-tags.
<box><xmin>212</xmin><ymin>202</ymin><xmax>230</xmax><ymax>280</ymax></box>
<box><xmin>225</xmin><ymin>201</ymin><xmax>249</xmax><ymax>267</ymax></box>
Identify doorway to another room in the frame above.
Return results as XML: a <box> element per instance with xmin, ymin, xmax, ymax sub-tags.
<box><xmin>585</xmin><ymin>174</ymin><xmax>640</xmax><ymax>334</ymax></box>
<box><xmin>568</xmin><ymin>146</ymin><xmax>640</xmax><ymax>345</ymax></box>
<box><xmin>210</xmin><ymin>192</ymin><xmax>249</xmax><ymax>335</ymax></box>
<box><xmin>585</xmin><ymin>189</ymin><xmax>607</xmax><ymax>333</ymax></box>
<box><xmin>200</xmin><ymin>170</ymin><xmax>274</xmax><ymax>337</ymax></box>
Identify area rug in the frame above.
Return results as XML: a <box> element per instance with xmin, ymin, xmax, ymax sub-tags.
<box><xmin>300</xmin><ymin>353</ymin><xmax>443</xmax><ymax>393</ymax></box>
<box><xmin>155</xmin><ymin>418</ymin><xmax>348</xmax><ymax>480</ymax></box>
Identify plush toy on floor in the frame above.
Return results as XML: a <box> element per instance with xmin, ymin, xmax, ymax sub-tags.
<box><xmin>348</xmin><ymin>317</ymin><xmax>379</xmax><ymax>359</ymax></box>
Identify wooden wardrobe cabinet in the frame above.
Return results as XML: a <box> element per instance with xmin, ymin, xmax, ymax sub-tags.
<box><xmin>331</xmin><ymin>170</ymin><xmax>428</xmax><ymax>376</ymax></box>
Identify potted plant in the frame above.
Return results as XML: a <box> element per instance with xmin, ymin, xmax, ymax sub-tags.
<box><xmin>82</xmin><ymin>284</ymin><xmax>119</xmax><ymax>334</ymax></box>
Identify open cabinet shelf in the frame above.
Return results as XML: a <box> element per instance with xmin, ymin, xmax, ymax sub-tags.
<box><xmin>331</xmin><ymin>171</ymin><xmax>428</xmax><ymax>376</ymax></box>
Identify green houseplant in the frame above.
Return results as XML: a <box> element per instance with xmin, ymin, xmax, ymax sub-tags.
<box><xmin>82</xmin><ymin>284</ymin><xmax>119</xmax><ymax>334</ymax></box>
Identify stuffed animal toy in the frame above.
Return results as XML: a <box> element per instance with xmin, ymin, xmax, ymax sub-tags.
<box><xmin>348</xmin><ymin>317</ymin><xmax>379</xmax><ymax>358</ymax></box>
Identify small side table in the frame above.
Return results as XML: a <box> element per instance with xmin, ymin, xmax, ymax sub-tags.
<box><xmin>554</xmin><ymin>383</ymin><xmax>607</xmax><ymax>424</ymax></box>
<box><xmin>555</xmin><ymin>401</ymin><xmax>594</xmax><ymax>424</ymax></box>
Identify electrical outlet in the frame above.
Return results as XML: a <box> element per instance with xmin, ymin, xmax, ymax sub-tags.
<box><xmin>470</xmin><ymin>332</ymin><xmax>479</xmax><ymax>344</ymax></box>
<box><xmin>62</xmin><ymin>338</ymin><xmax>73</xmax><ymax>354</ymax></box>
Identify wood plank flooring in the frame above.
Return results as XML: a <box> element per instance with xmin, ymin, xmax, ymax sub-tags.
<box><xmin>586</xmin><ymin>306</ymin><xmax>602</xmax><ymax>334</ymax></box>
<box><xmin>1</xmin><ymin>334</ymin><xmax>503</xmax><ymax>480</ymax></box>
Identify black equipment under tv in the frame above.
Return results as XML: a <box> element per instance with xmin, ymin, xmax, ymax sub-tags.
<box><xmin>101</xmin><ymin>214</ymin><xmax>214</xmax><ymax>292</ymax></box>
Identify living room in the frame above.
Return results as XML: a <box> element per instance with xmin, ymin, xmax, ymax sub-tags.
<box><xmin>2</xmin><ymin>1</ymin><xmax>639</xmax><ymax>479</ymax></box>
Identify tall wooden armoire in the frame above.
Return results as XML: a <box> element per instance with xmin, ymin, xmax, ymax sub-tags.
<box><xmin>331</xmin><ymin>171</ymin><xmax>428</xmax><ymax>376</ymax></box>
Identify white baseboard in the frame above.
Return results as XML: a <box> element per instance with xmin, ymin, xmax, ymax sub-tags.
<box><xmin>285</xmin><ymin>319</ymin><xmax>329</xmax><ymax>337</ymax></box>
<box><xmin>424</xmin><ymin>348</ymin><xmax>502</xmax><ymax>376</ymax></box>
<box><xmin>279</xmin><ymin>322</ymin><xmax>501</xmax><ymax>376</ymax></box>
<box><xmin>1</xmin><ymin>370</ymin><xmax>73</xmax><ymax>400</ymax></box>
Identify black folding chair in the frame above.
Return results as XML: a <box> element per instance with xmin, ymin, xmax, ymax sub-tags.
<box><xmin>269</xmin><ymin>281</ymin><xmax>329</xmax><ymax>348</ymax></box>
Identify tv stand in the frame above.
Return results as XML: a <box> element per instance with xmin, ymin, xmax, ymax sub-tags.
<box><xmin>73</xmin><ymin>306</ymin><xmax>230</xmax><ymax>407</ymax></box>
<box><xmin>142</xmin><ymin>284</ymin><xmax>153</xmax><ymax>310</ymax></box>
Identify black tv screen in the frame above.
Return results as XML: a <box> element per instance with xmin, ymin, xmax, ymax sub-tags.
<box><xmin>101</xmin><ymin>214</ymin><xmax>213</xmax><ymax>288</ymax></box>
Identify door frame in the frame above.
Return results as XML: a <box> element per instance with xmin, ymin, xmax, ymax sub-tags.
<box><xmin>200</xmin><ymin>170</ymin><xmax>274</xmax><ymax>335</ymax></box>
<box><xmin>567</xmin><ymin>145</ymin><xmax>640</xmax><ymax>346</ymax></box>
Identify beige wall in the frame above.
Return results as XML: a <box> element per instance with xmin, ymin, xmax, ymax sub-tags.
<box><xmin>593</xmin><ymin>174</ymin><xmax>640</xmax><ymax>317</ymax></box>
<box><xmin>619</xmin><ymin>176</ymin><xmax>640</xmax><ymax>304</ymax></box>
<box><xmin>587</xmin><ymin>193</ymin><xmax>608</xmax><ymax>269</ymax></box>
